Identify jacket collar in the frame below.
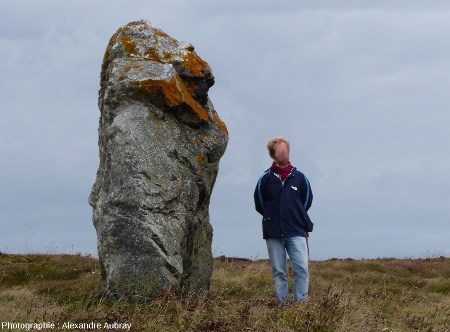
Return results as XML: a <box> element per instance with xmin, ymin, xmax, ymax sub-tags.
<box><xmin>266</xmin><ymin>166</ymin><xmax>297</xmax><ymax>176</ymax></box>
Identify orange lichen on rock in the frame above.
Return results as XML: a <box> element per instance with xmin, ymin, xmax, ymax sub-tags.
<box><xmin>184</xmin><ymin>80</ymin><xmax>198</xmax><ymax>95</ymax></box>
<box><xmin>199</xmin><ymin>133</ymin><xmax>208</xmax><ymax>144</ymax></box>
<box><xmin>181</xmin><ymin>52</ymin><xmax>209</xmax><ymax>77</ymax></box>
<box><xmin>162</xmin><ymin>50</ymin><xmax>173</xmax><ymax>61</ymax></box>
<box><xmin>103</xmin><ymin>50</ymin><xmax>111</xmax><ymax>65</ymax></box>
<box><xmin>126</xmin><ymin>21</ymin><xmax>143</xmax><ymax>28</ymax></box>
<box><xmin>124</xmin><ymin>65</ymin><xmax>143</xmax><ymax>73</ymax></box>
<box><xmin>196</xmin><ymin>153</ymin><xmax>204</xmax><ymax>175</ymax></box>
<box><xmin>212</xmin><ymin>113</ymin><xmax>229</xmax><ymax>135</ymax></box>
<box><xmin>193</xmin><ymin>139</ymin><xmax>200</xmax><ymax>145</ymax></box>
<box><xmin>104</xmin><ymin>27</ymin><xmax>123</xmax><ymax>61</ymax></box>
<box><xmin>130</xmin><ymin>75</ymin><xmax>209</xmax><ymax>121</ymax></box>
<box><xmin>143</xmin><ymin>47</ymin><xmax>160</xmax><ymax>61</ymax></box>
<box><xmin>172</xmin><ymin>77</ymin><xmax>209</xmax><ymax>120</ymax></box>
<box><xmin>153</xmin><ymin>30</ymin><xmax>170</xmax><ymax>39</ymax></box>
<box><xmin>121</xmin><ymin>34</ymin><xmax>139</xmax><ymax>55</ymax></box>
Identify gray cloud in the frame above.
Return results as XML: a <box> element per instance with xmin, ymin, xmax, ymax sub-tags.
<box><xmin>1</xmin><ymin>1</ymin><xmax>449</xmax><ymax>260</ymax></box>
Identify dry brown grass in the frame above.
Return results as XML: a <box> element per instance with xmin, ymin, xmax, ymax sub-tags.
<box><xmin>0</xmin><ymin>252</ymin><xmax>449</xmax><ymax>331</ymax></box>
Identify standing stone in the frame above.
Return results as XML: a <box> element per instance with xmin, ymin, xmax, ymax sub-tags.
<box><xmin>88</xmin><ymin>20</ymin><xmax>229</xmax><ymax>302</ymax></box>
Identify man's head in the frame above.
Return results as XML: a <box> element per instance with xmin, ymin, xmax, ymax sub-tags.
<box><xmin>267</xmin><ymin>136</ymin><xmax>290</xmax><ymax>166</ymax></box>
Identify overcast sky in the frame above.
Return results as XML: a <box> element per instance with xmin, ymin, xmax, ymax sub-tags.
<box><xmin>1</xmin><ymin>1</ymin><xmax>449</xmax><ymax>260</ymax></box>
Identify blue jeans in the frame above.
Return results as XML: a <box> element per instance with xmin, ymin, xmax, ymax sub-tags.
<box><xmin>266</xmin><ymin>236</ymin><xmax>309</xmax><ymax>304</ymax></box>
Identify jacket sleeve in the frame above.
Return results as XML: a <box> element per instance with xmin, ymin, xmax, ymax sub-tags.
<box><xmin>254</xmin><ymin>178</ymin><xmax>264</xmax><ymax>216</ymax></box>
<box><xmin>302</xmin><ymin>174</ymin><xmax>313</xmax><ymax>212</ymax></box>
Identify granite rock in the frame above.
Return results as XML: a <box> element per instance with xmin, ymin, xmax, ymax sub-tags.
<box><xmin>88</xmin><ymin>20</ymin><xmax>229</xmax><ymax>302</ymax></box>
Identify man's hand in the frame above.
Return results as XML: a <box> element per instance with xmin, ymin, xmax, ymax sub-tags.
<box><xmin>305</xmin><ymin>232</ymin><xmax>309</xmax><ymax>238</ymax></box>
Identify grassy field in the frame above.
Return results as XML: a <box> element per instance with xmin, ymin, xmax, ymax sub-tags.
<box><xmin>0</xmin><ymin>252</ymin><xmax>449</xmax><ymax>331</ymax></box>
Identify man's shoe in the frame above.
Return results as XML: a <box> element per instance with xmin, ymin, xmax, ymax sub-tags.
<box><xmin>278</xmin><ymin>300</ymin><xmax>291</xmax><ymax>307</ymax></box>
<box><xmin>292</xmin><ymin>299</ymin><xmax>308</xmax><ymax>304</ymax></box>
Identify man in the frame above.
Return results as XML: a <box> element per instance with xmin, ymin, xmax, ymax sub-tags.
<box><xmin>253</xmin><ymin>136</ymin><xmax>314</xmax><ymax>306</ymax></box>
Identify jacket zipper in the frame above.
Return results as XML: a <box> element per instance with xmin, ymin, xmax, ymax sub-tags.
<box><xmin>273</xmin><ymin>170</ymin><xmax>294</xmax><ymax>237</ymax></box>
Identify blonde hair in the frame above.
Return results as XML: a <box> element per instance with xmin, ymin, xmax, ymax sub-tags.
<box><xmin>267</xmin><ymin>136</ymin><xmax>290</xmax><ymax>158</ymax></box>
